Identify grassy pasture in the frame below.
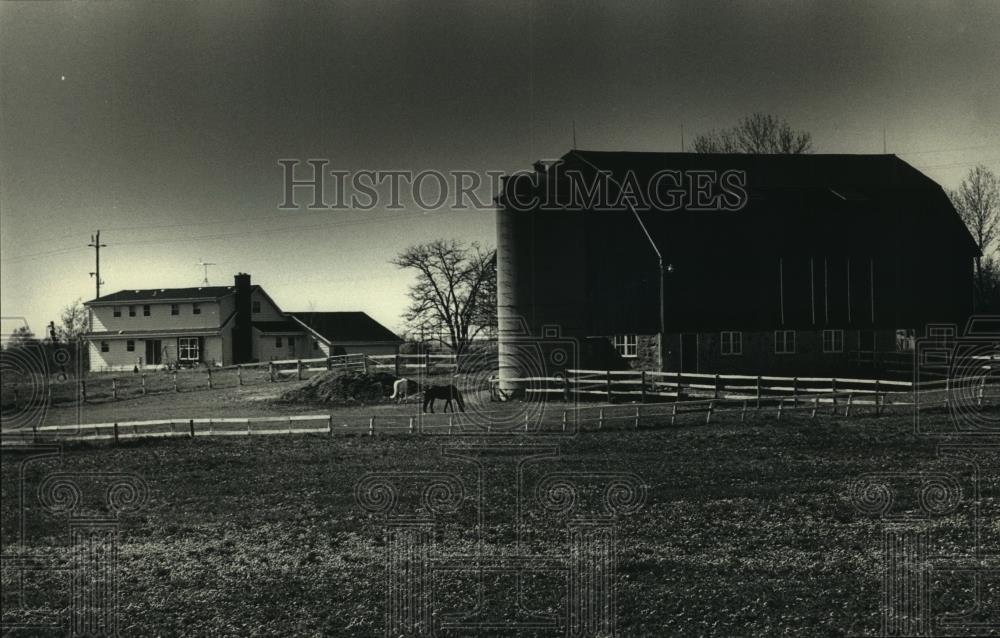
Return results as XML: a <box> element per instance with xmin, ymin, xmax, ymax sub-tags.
<box><xmin>4</xmin><ymin>392</ymin><xmax>995</xmax><ymax>636</ymax></box>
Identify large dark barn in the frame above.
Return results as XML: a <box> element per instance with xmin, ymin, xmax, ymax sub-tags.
<box><xmin>495</xmin><ymin>150</ymin><xmax>977</xmax><ymax>381</ymax></box>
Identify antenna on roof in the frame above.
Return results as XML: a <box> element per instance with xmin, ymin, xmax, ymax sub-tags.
<box><xmin>572</xmin><ymin>120</ymin><xmax>577</xmax><ymax>150</ymax></box>
<box><xmin>196</xmin><ymin>259</ymin><xmax>217</xmax><ymax>286</ymax></box>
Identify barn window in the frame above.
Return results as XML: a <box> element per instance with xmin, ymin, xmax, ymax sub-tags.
<box><xmin>774</xmin><ymin>330</ymin><xmax>796</xmax><ymax>354</ymax></box>
<box><xmin>171</xmin><ymin>304</ymin><xmax>179</xmax><ymax>316</ymax></box>
<box><xmin>177</xmin><ymin>337</ymin><xmax>200</xmax><ymax>361</ymax></box>
<box><xmin>126</xmin><ymin>339</ymin><xmax>135</xmax><ymax>352</ymax></box>
<box><xmin>823</xmin><ymin>329</ymin><xmax>844</xmax><ymax>353</ymax></box>
<box><xmin>252</xmin><ymin>301</ymin><xmax>261</xmax><ymax>313</ymax></box>
<box><xmin>143</xmin><ymin>304</ymin><xmax>151</xmax><ymax>317</ymax></box>
<box><xmin>895</xmin><ymin>329</ymin><xmax>915</xmax><ymax>352</ymax></box>
<box><xmin>113</xmin><ymin>306</ymin><xmax>122</xmax><ymax>317</ymax></box>
<box><xmin>192</xmin><ymin>303</ymin><xmax>201</xmax><ymax>315</ymax></box>
<box><xmin>100</xmin><ymin>341</ymin><xmax>109</xmax><ymax>353</ymax></box>
<box><xmin>613</xmin><ymin>334</ymin><xmax>637</xmax><ymax>358</ymax></box>
<box><xmin>128</xmin><ymin>305</ymin><xmax>136</xmax><ymax>317</ymax></box>
<box><xmin>275</xmin><ymin>337</ymin><xmax>283</xmax><ymax>348</ymax></box>
<box><xmin>720</xmin><ymin>331</ymin><xmax>742</xmax><ymax>355</ymax></box>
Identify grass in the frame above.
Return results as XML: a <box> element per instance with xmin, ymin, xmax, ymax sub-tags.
<box><xmin>2</xmin><ymin>387</ymin><xmax>996</xmax><ymax>636</ymax></box>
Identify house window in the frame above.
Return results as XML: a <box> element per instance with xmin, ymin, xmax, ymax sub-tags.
<box><xmin>100</xmin><ymin>341</ymin><xmax>109</xmax><ymax>353</ymax></box>
<box><xmin>143</xmin><ymin>304</ymin><xmax>151</xmax><ymax>317</ymax></box>
<box><xmin>774</xmin><ymin>330</ymin><xmax>796</xmax><ymax>354</ymax></box>
<box><xmin>192</xmin><ymin>303</ymin><xmax>201</xmax><ymax>315</ymax></box>
<box><xmin>252</xmin><ymin>300</ymin><xmax>261</xmax><ymax>313</ymax></box>
<box><xmin>896</xmin><ymin>329</ymin><xmax>916</xmax><ymax>352</ymax></box>
<box><xmin>171</xmin><ymin>304</ymin><xmax>179</xmax><ymax>316</ymax></box>
<box><xmin>177</xmin><ymin>337</ymin><xmax>200</xmax><ymax>361</ymax></box>
<box><xmin>823</xmin><ymin>329</ymin><xmax>844</xmax><ymax>353</ymax></box>
<box><xmin>113</xmin><ymin>306</ymin><xmax>121</xmax><ymax>318</ymax></box>
<box><xmin>275</xmin><ymin>337</ymin><xmax>283</xmax><ymax>348</ymax></box>
<box><xmin>128</xmin><ymin>305</ymin><xmax>136</xmax><ymax>317</ymax></box>
<box><xmin>612</xmin><ymin>334</ymin><xmax>638</xmax><ymax>358</ymax></box>
<box><xmin>126</xmin><ymin>339</ymin><xmax>135</xmax><ymax>352</ymax></box>
<box><xmin>720</xmin><ymin>331</ymin><xmax>742</xmax><ymax>355</ymax></box>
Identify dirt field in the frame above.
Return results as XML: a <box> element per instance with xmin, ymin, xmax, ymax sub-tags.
<box><xmin>3</xmin><ymin>388</ymin><xmax>996</xmax><ymax>636</ymax></box>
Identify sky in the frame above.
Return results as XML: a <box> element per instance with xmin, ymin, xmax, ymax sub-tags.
<box><xmin>2</xmin><ymin>1</ymin><xmax>999</xmax><ymax>337</ymax></box>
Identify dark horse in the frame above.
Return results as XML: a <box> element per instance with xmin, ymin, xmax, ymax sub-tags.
<box><xmin>422</xmin><ymin>385</ymin><xmax>465</xmax><ymax>413</ymax></box>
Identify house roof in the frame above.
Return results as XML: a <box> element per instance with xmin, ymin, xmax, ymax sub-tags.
<box><xmin>84</xmin><ymin>327</ymin><xmax>221</xmax><ymax>338</ymax></box>
<box><xmin>85</xmin><ymin>285</ymin><xmax>260</xmax><ymax>305</ymax></box>
<box><xmin>252</xmin><ymin>319</ymin><xmax>303</xmax><ymax>334</ymax></box>
<box><xmin>290</xmin><ymin>312</ymin><xmax>401</xmax><ymax>343</ymax></box>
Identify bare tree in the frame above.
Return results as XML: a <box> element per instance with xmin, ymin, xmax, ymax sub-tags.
<box><xmin>392</xmin><ymin>240</ymin><xmax>496</xmax><ymax>354</ymax></box>
<box><xmin>951</xmin><ymin>165</ymin><xmax>1000</xmax><ymax>295</ymax></box>
<box><xmin>692</xmin><ymin>112</ymin><xmax>813</xmax><ymax>154</ymax></box>
<box><xmin>56</xmin><ymin>299</ymin><xmax>90</xmax><ymax>344</ymax></box>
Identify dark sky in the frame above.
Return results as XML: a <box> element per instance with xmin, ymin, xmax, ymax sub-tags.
<box><xmin>2</xmin><ymin>1</ymin><xmax>999</xmax><ymax>334</ymax></box>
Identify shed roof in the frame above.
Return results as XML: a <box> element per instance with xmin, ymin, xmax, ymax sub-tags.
<box><xmin>290</xmin><ymin>312</ymin><xmax>401</xmax><ymax>343</ymax></box>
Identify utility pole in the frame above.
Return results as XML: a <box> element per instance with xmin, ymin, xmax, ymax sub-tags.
<box><xmin>196</xmin><ymin>259</ymin><xmax>217</xmax><ymax>286</ymax></box>
<box><xmin>88</xmin><ymin>231</ymin><xmax>106</xmax><ymax>299</ymax></box>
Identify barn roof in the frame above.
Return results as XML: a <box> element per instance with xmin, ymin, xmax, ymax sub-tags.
<box><xmin>290</xmin><ymin>312</ymin><xmax>401</xmax><ymax>343</ymax></box>
<box><xmin>498</xmin><ymin>149</ymin><xmax>978</xmax><ymax>255</ymax></box>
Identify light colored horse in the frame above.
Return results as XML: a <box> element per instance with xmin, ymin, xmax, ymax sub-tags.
<box><xmin>389</xmin><ymin>378</ymin><xmax>420</xmax><ymax>403</ymax></box>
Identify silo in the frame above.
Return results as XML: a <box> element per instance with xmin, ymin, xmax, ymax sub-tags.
<box><xmin>495</xmin><ymin>200</ymin><xmax>533</xmax><ymax>394</ymax></box>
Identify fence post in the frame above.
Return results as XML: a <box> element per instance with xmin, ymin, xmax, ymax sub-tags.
<box><xmin>845</xmin><ymin>392</ymin><xmax>854</xmax><ymax>417</ymax></box>
<box><xmin>811</xmin><ymin>396</ymin><xmax>819</xmax><ymax>419</ymax></box>
<box><xmin>598</xmin><ymin>408</ymin><xmax>604</xmax><ymax>430</ymax></box>
<box><xmin>777</xmin><ymin>397</ymin><xmax>783</xmax><ymax>420</ymax></box>
<box><xmin>394</xmin><ymin>354</ymin><xmax>400</xmax><ymax>377</ymax></box>
<box><xmin>112</xmin><ymin>378</ymin><xmax>118</xmax><ymax>401</ymax></box>
<box><xmin>714</xmin><ymin>374</ymin><xmax>720</xmax><ymax>400</ymax></box>
<box><xmin>606</xmin><ymin>370</ymin><xmax>612</xmax><ymax>403</ymax></box>
<box><xmin>640</xmin><ymin>371</ymin><xmax>647</xmax><ymax>403</ymax></box>
<box><xmin>141</xmin><ymin>374</ymin><xmax>147</xmax><ymax>395</ymax></box>
<box><xmin>670</xmin><ymin>401</ymin><xmax>677</xmax><ymax>426</ymax></box>
<box><xmin>831</xmin><ymin>378</ymin><xmax>838</xmax><ymax>415</ymax></box>
<box><xmin>634</xmin><ymin>406</ymin><xmax>641</xmax><ymax>430</ymax></box>
<box><xmin>563</xmin><ymin>375</ymin><xmax>571</xmax><ymax>403</ymax></box>
<box><xmin>449</xmin><ymin>415</ymin><xmax>455</xmax><ymax>435</ymax></box>
<box><xmin>792</xmin><ymin>377</ymin><xmax>798</xmax><ymax>406</ymax></box>
<box><xmin>563</xmin><ymin>410</ymin><xmax>568</xmax><ymax>432</ymax></box>
<box><xmin>705</xmin><ymin>400</ymin><xmax>714</xmax><ymax>424</ymax></box>
<box><xmin>874</xmin><ymin>379</ymin><xmax>881</xmax><ymax>416</ymax></box>
<box><xmin>207</xmin><ymin>367</ymin><xmax>213</xmax><ymax>390</ymax></box>
<box><xmin>326</xmin><ymin>357</ymin><xmax>332</xmax><ymax>371</ymax></box>
<box><xmin>978</xmin><ymin>376</ymin><xmax>985</xmax><ymax>408</ymax></box>
<box><xmin>944</xmin><ymin>376</ymin><xmax>950</xmax><ymax>408</ymax></box>
<box><xmin>363</xmin><ymin>356</ymin><xmax>369</xmax><ymax>374</ymax></box>
<box><xmin>174</xmin><ymin>371</ymin><xmax>179</xmax><ymax>392</ymax></box>
<box><xmin>297</xmin><ymin>360</ymin><xmax>303</xmax><ymax>381</ymax></box>
<box><xmin>409</xmin><ymin>417</ymin><xmax>414</xmax><ymax>434</ymax></box>
<box><xmin>113</xmin><ymin>422</ymin><xmax>119</xmax><ymax>447</ymax></box>
<box><xmin>369</xmin><ymin>416</ymin><xmax>375</xmax><ymax>437</ymax></box>
<box><xmin>756</xmin><ymin>376</ymin><xmax>762</xmax><ymax>409</ymax></box>
<box><xmin>741</xmin><ymin>400</ymin><xmax>747</xmax><ymax>423</ymax></box>
<box><xmin>80</xmin><ymin>379</ymin><xmax>87</xmax><ymax>403</ymax></box>
<box><xmin>269</xmin><ymin>362</ymin><xmax>275</xmax><ymax>383</ymax></box>
<box><xmin>238</xmin><ymin>365</ymin><xmax>244</xmax><ymax>386</ymax></box>
<box><xmin>189</xmin><ymin>418</ymin><xmax>195</xmax><ymax>438</ymax></box>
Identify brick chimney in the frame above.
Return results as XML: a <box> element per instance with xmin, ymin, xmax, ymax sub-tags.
<box><xmin>232</xmin><ymin>273</ymin><xmax>253</xmax><ymax>363</ymax></box>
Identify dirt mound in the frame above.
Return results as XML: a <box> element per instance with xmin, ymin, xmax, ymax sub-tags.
<box><xmin>276</xmin><ymin>369</ymin><xmax>398</xmax><ymax>405</ymax></box>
